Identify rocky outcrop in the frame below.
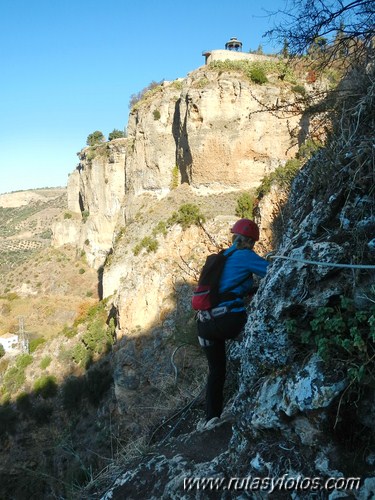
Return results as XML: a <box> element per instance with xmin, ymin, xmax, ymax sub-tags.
<box><xmin>53</xmin><ymin>64</ymin><xmax>320</xmax><ymax>267</ymax></box>
<box><xmin>125</xmin><ymin>67</ymin><xmax>305</xmax><ymax>201</ymax></box>
<box><xmin>104</xmin><ymin>207</ymin><xmax>235</xmax><ymax>333</ymax></box>
<box><xmin>52</xmin><ymin>139</ymin><xmax>126</xmax><ymax>267</ymax></box>
<box><xmin>48</xmin><ymin>59</ymin><xmax>375</xmax><ymax>499</ymax></box>
<box><xmin>100</xmin><ymin>67</ymin><xmax>375</xmax><ymax>498</ymax></box>
<box><xmin>175</xmin><ymin>68</ymin><xmax>300</xmax><ymax>190</ymax></box>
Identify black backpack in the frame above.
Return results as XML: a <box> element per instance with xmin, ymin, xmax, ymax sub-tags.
<box><xmin>192</xmin><ymin>248</ymin><xmax>250</xmax><ymax>311</ymax></box>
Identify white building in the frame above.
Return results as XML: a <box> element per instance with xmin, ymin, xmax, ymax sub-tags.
<box><xmin>0</xmin><ymin>333</ymin><xmax>19</xmax><ymax>352</ymax></box>
<box><xmin>202</xmin><ymin>36</ymin><xmax>275</xmax><ymax>65</ymax></box>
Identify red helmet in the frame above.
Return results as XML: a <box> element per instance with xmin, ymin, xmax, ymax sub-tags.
<box><xmin>231</xmin><ymin>218</ymin><xmax>259</xmax><ymax>241</ymax></box>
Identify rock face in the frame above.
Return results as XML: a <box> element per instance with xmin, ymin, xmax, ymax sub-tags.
<box><xmin>175</xmin><ymin>69</ymin><xmax>300</xmax><ymax>190</ymax></box>
<box><xmin>50</xmin><ymin>60</ymin><xmax>375</xmax><ymax>498</ymax></box>
<box><xmin>52</xmin><ymin>139</ymin><xmax>126</xmax><ymax>267</ymax></box>
<box><xmin>98</xmin><ymin>68</ymin><xmax>375</xmax><ymax>498</ymax></box>
<box><xmin>52</xmin><ymin>65</ymin><xmax>313</xmax><ymax>267</ymax></box>
<box><xmin>125</xmin><ymin>67</ymin><xmax>303</xmax><ymax>200</ymax></box>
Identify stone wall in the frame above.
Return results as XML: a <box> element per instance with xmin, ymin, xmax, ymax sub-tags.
<box><xmin>202</xmin><ymin>49</ymin><xmax>277</xmax><ymax>65</ymax></box>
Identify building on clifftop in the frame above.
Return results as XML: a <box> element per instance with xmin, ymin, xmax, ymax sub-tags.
<box><xmin>202</xmin><ymin>36</ymin><xmax>275</xmax><ymax>64</ymax></box>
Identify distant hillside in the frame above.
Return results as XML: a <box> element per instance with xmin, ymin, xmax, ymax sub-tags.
<box><xmin>0</xmin><ymin>187</ymin><xmax>100</xmax><ymax>340</ymax></box>
<box><xmin>0</xmin><ymin>188</ymin><xmax>67</xmax><ymax>276</ymax></box>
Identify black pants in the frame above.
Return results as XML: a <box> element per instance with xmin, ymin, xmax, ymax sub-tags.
<box><xmin>197</xmin><ymin>311</ymin><xmax>247</xmax><ymax>420</ymax></box>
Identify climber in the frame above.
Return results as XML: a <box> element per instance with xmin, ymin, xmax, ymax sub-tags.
<box><xmin>196</xmin><ymin>218</ymin><xmax>269</xmax><ymax>431</ymax></box>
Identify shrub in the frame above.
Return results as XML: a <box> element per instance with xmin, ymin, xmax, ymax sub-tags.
<box><xmin>153</xmin><ymin>109</ymin><xmax>161</xmax><ymax>120</ymax></box>
<box><xmin>34</xmin><ymin>375</ymin><xmax>58</xmax><ymax>399</ymax></box>
<box><xmin>71</xmin><ymin>343</ymin><xmax>91</xmax><ymax>368</ymax></box>
<box><xmin>133</xmin><ymin>237</ymin><xmax>159</xmax><ymax>256</ymax></box>
<box><xmin>16</xmin><ymin>354</ymin><xmax>33</xmax><ymax>369</ymax></box>
<box><xmin>16</xmin><ymin>392</ymin><xmax>32</xmax><ymax>413</ymax></box>
<box><xmin>297</xmin><ymin>139</ymin><xmax>322</xmax><ymax>161</ymax></box>
<box><xmin>235</xmin><ymin>192</ymin><xmax>254</xmax><ymax>218</ymax></box>
<box><xmin>292</xmin><ymin>85</ymin><xmax>306</xmax><ymax>96</ymax></box>
<box><xmin>256</xmin><ymin>159</ymin><xmax>301</xmax><ymax>199</ymax></box>
<box><xmin>170</xmin><ymin>165</ymin><xmax>179</xmax><ymax>190</ymax></box>
<box><xmin>86</xmin><ymin>131</ymin><xmax>105</xmax><ymax>146</ymax></box>
<box><xmin>171</xmin><ymin>80</ymin><xmax>183</xmax><ymax>91</ymax></box>
<box><xmin>74</xmin><ymin>301</ymin><xmax>106</xmax><ymax>327</ymax></box>
<box><xmin>82</xmin><ymin>210</ymin><xmax>90</xmax><ymax>223</ymax></box>
<box><xmin>40</xmin><ymin>356</ymin><xmax>52</xmax><ymax>370</ymax></box>
<box><xmin>167</xmin><ymin>204</ymin><xmax>206</xmax><ymax>230</ymax></box>
<box><xmin>0</xmin><ymin>358</ymin><xmax>10</xmax><ymax>376</ymax></box>
<box><xmin>29</xmin><ymin>337</ymin><xmax>46</xmax><ymax>353</ymax></box>
<box><xmin>62</xmin><ymin>376</ymin><xmax>87</xmax><ymax>411</ymax></box>
<box><xmin>64</xmin><ymin>212</ymin><xmax>72</xmax><ymax>219</ymax></box>
<box><xmin>39</xmin><ymin>229</ymin><xmax>52</xmax><ymax>239</ymax></box>
<box><xmin>286</xmin><ymin>296</ymin><xmax>375</xmax><ymax>384</ymax></box>
<box><xmin>0</xmin><ymin>391</ymin><xmax>10</xmax><ymax>405</ymax></box>
<box><xmin>108</xmin><ymin>129</ymin><xmax>125</xmax><ymax>141</ymax></box>
<box><xmin>0</xmin><ymin>345</ymin><xmax>5</xmax><ymax>359</ymax></box>
<box><xmin>3</xmin><ymin>366</ymin><xmax>25</xmax><ymax>393</ymax></box>
<box><xmin>194</xmin><ymin>77</ymin><xmax>209</xmax><ymax>88</ymax></box>
<box><xmin>209</xmin><ymin>60</ymin><xmax>280</xmax><ymax>85</ymax></box>
<box><xmin>31</xmin><ymin>402</ymin><xmax>53</xmax><ymax>424</ymax></box>
<box><xmin>250</xmin><ymin>67</ymin><xmax>268</xmax><ymax>84</ymax></box>
<box><xmin>129</xmin><ymin>80</ymin><xmax>163</xmax><ymax>110</ymax></box>
<box><xmin>62</xmin><ymin>325</ymin><xmax>78</xmax><ymax>338</ymax></box>
<box><xmin>82</xmin><ymin>319</ymin><xmax>114</xmax><ymax>355</ymax></box>
<box><xmin>152</xmin><ymin>221</ymin><xmax>168</xmax><ymax>237</ymax></box>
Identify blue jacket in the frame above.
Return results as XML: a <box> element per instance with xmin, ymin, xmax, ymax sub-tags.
<box><xmin>218</xmin><ymin>243</ymin><xmax>268</xmax><ymax>311</ymax></box>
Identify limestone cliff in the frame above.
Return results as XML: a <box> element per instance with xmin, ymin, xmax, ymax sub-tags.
<box><xmin>98</xmin><ymin>64</ymin><xmax>375</xmax><ymax>499</ymax></box>
<box><xmin>47</xmin><ymin>60</ymin><xmax>375</xmax><ymax>499</ymax></box>
<box><xmin>52</xmin><ymin>63</ymin><xmax>321</xmax><ymax>268</ymax></box>
<box><xmin>52</xmin><ymin>139</ymin><xmax>126</xmax><ymax>267</ymax></box>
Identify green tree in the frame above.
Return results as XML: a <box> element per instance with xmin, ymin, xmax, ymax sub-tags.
<box><xmin>167</xmin><ymin>204</ymin><xmax>206</xmax><ymax>230</ymax></box>
<box><xmin>82</xmin><ymin>320</ymin><xmax>113</xmax><ymax>355</ymax></box>
<box><xmin>86</xmin><ymin>131</ymin><xmax>105</xmax><ymax>146</ymax></box>
<box><xmin>0</xmin><ymin>345</ymin><xmax>5</xmax><ymax>358</ymax></box>
<box><xmin>108</xmin><ymin>129</ymin><xmax>125</xmax><ymax>141</ymax></box>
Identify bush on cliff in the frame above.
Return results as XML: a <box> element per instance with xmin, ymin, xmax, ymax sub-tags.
<box><xmin>108</xmin><ymin>129</ymin><xmax>125</xmax><ymax>140</ymax></box>
<box><xmin>86</xmin><ymin>131</ymin><xmax>105</xmax><ymax>146</ymax></box>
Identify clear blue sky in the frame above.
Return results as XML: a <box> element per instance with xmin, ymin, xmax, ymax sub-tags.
<box><xmin>0</xmin><ymin>0</ymin><xmax>288</xmax><ymax>194</ymax></box>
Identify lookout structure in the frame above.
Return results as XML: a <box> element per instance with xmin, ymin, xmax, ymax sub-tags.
<box><xmin>225</xmin><ymin>37</ymin><xmax>242</xmax><ymax>51</ymax></box>
<box><xmin>202</xmin><ymin>36</ymin><xmax>275</xmax><ymax>65</ymax></box>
